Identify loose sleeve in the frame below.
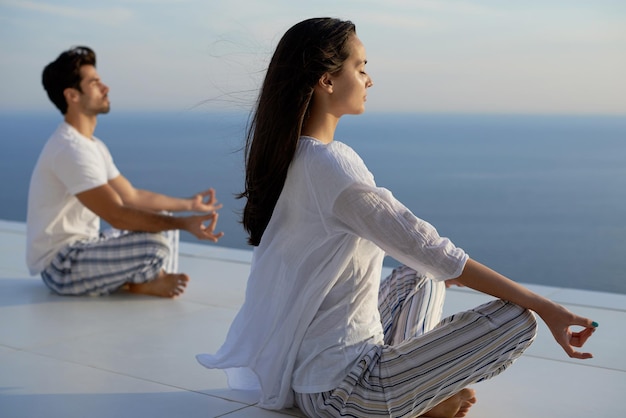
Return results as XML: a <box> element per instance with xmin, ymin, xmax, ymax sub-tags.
<box><xmin>332</xmin><ymin>183</ymin><xmax>468</xmax><ymax>281</ymax></box>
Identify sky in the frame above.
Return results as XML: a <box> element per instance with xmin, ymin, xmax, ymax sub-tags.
<box><xmin>1</xmin><ymin>0</ymin><xmax>625</xmax><ymax>115</ymax></box>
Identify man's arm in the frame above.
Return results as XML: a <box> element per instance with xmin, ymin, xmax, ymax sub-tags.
<box><xmin>75</xmin><ymin>182</ymin><xmax>223</xmax><ymax>241</ymax></box>
<box><xmin>109</xmin><ymin>175</ymin><xmax>222</xmax><ymax>213</ymax></box>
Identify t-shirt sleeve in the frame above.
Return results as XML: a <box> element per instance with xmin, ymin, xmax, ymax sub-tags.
<box><xmin>332</xmin><ymin>182</ymin><xmax>468</xmax><ymax>281</ymax></box>
<box><xmin>95</xmin><ymin>139</ymin><xmax>121</xmax><ymax>181</ymax></box>
<box><xmin>53</xmin><ymin>141</ymin><xmax>111</xmax><ymax>195</ymax></box>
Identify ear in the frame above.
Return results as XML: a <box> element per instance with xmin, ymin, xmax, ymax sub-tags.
<box><xmin>317</xmin><ymin>73</ymin><xmax>333</xmax><ymax>94</ymax></box>
<box><xmin>63</xmin><ymin>87</ymin><xmax>80</xmax><ymax>106</ymax></box>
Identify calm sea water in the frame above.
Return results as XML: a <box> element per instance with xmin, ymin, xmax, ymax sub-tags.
<box><xmin>1</xmin><ymin>111</ymin><xmax>625</xmax><ymax>294</ymax></box>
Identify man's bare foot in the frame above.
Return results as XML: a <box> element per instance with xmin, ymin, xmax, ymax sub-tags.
<box><xmin>128</xmin><ymin>272</ymin><xmax>190</xmax><ymax>298</ymax></box>
<box><xmin>420</xmin><ymin>388</ymin><xmax>477</xmax><ymax>418</ymax></box>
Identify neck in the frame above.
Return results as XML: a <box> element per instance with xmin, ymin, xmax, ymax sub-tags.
<box><xmin>64</xmin><ymin>112</ymin><xmax>97</xmax><ymax>139</ymax></box>
<box><xmin>301</xmin><ymin>111</ymin><xmax>340</xmax><ymax>144</ymax></box>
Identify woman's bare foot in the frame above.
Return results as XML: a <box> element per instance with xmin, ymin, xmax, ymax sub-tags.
<box><xmin>420</xmin><ymin>388</ymin><xmax>477</xmax><ymax>418</ymax></box>
<box><xmin>128</xmin><ymin>271</ymin><xmax>190</xmax><ymax>298</ymax></box>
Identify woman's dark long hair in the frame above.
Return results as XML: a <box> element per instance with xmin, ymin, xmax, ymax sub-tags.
<box><xmin>239</xmin><ymin>18</ymin><xmax>356</xmax><ymax>246</ymax></box>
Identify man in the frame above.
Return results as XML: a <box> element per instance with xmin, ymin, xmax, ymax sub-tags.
<box><xmin>26</xmin><ymin>46</ymin><xmax>224</xmax><ymax>298</ymax></box>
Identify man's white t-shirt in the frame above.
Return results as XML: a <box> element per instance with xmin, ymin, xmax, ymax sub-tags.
<box><xmin>26</xmin><ymin>122</ymin><xmax>120</xmax><ymax>274</ymax></box>
<box><xmin>197</xmin><ymin>137</ymin><xmax>468</xmax><ymax>409</ymax></box>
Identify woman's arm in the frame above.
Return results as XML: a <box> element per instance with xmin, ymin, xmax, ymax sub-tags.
<box><xmin>457</xmin><ymin>258</ymin><xmax>597</xmax><ymax>359</ymax></box>
<box><xmin>332</xmin><ymin>184</ymin><xmax>467</xmax><ymax>281</ymax></box>
<box><xmin>332</xmin><ymin>184</ymin><xmax>597</xmax><ymax>359</ymax></box>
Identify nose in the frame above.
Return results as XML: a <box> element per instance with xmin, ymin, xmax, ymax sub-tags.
<box><xmin>366</xmin><ymin>75</ymin><xmax>373</xmax><ymax>88</ymax></box>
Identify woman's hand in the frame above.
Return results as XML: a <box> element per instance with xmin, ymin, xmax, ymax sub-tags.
<box><xmin>536</xmin><ymin>300</ymin><xmax>597</xmax><ymax>359</ymax></box>
<box><xmin>456</xmin><ymin>258</ymin><xmax>597</xmax><ymax>360</ymax></box>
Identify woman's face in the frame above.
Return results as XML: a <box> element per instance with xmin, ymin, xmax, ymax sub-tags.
<box><xmin>327</xmin><ymin>35</ymin><xmax>373</xmax><ymax>117</ymax></box>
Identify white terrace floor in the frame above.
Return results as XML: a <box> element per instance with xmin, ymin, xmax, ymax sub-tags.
<box><xmin>0</xmin><ymin>219</ymin><xmax>624</xmax><ymax>418</ymax></box>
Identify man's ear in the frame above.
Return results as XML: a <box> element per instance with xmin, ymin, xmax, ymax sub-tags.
<box><xmin>63</xmin><ymin>87</ymin><xmax>79</xmax><ymax>105</ymax></box>
<box><xmin>317</xmin><ymin>73</ymin><xmax>333</xmax><ymax>93</ymax></box>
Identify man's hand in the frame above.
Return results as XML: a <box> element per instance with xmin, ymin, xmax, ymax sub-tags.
<box><xmin>183</xmin><ymin>212</ymin><xmax>224</xmax><ymax>242</ymax></box>
<box><xmin>190</xmin><ymin>188</ymin><xmax>223</xmax><ymax>213</ymax></box>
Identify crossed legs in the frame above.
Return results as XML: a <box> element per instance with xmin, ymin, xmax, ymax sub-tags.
<box><xmin>41</xmin><ymin>230</ymin><xmax>187</xmax><ymax>297</ymax></box>
<box><xmin>296</xmin><ymin>265</ymin><xmax>537</xmax><ymax>417</ymax></box>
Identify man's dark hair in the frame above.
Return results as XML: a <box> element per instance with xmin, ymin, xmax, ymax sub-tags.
<box><xmin>42</xmin><ymin>46</ymin><xmax>96</xmax><ymax>114</ymax></box>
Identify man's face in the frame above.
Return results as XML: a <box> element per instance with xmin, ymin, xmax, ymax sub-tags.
<box><xmin>75</xmin><ymin>65</ymin><xmax>110</xmax><ymax>115</ymax></box>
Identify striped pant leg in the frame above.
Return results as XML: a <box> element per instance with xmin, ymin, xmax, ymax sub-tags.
<box><xmin>161</xmin><ymin>229</ymin><xmax>179</xmax><ymax>273</ymax></box>
<box><xmin>155</xmin><ymin>211</ymin><xmax>179</xmax><ymax>273</ymax></box>
<box><xmin>297</xmin><ymin>264</ymin><xmax>445</xmax><ymax>417</ymax></box>
<box><xmin>102</xmin><ymin>225</ymin><xmax>179</xmax><ymax>273</ymax></box>
<box><xmin>41</xmin><ymin>231</ymin><xmax>171</xmax><ymax>296</ymax></box>
<box><xmin>296</xmin><ymin>301</ymin><xmax>537</xmax><ymax>417</ymax></box>
<box><xmin>297</xmin><ymin>265</ymin><xmax>445</xmax><ymax>417</ymax></box>
<box><xmin>374</xmin><ymin>299</ymin><xmax>537</xmax><ymax>416</ymax></box>
<box><xmin>100</xmin><ymin>215</ymin><xmax>179</xmax><ymax>273</ymax></box>
<box><xmin>378</xmin><ymin>265</ymin><xmax>446</xmax><ymax>345</ymax></box>
<box><xmin>295</xmin><ymin>347</ymin><xmax>389</xmax><ymax>418</ymax></box>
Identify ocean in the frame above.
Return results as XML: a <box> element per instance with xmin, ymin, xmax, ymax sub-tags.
<box><xmin>1</xmin><ymin>111</ymin><xmax>625</xmax><ymax>294</ymax></box>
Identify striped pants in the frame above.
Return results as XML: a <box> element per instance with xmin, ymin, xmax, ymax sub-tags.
<box><xmin>295</xmin><ymin>265</ymin><xmax>538</xmax><ymax>417</ymax></box>
<box><xmin>40</xmin><ymin>229</ymin><xmax>179</xmax><ymax>296</ymax></box>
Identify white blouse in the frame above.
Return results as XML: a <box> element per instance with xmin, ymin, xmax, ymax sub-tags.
<box><xmin>197</xmin><ymin>136</ymin><xmax>468</xmax><ymax>409</ymax></box>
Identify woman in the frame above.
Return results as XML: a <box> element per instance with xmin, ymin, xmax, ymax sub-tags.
<box><xmin>197</xmin><ymin>18</ymin><xmax>596</xmax><ymax>418</ymax></box>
